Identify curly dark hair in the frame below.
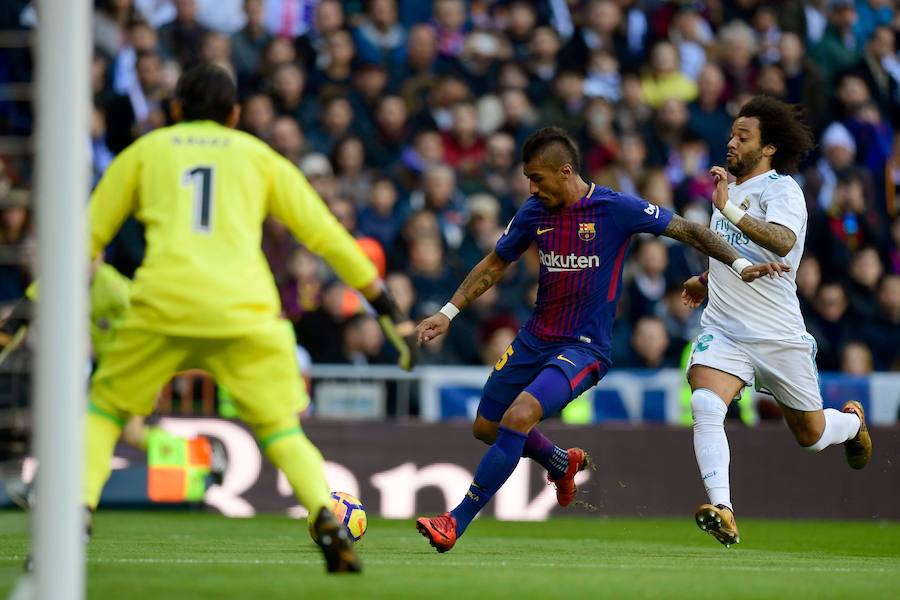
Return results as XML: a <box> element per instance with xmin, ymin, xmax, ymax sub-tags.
<box><xmin>522</xmin><ymin>126</ymin><xmax>581</xmax><ymax>173</ymax></box>
<box><xmin>737</xmin><ymin>96</ymin><xmax>815</xmax><ymax>174</ymax></box>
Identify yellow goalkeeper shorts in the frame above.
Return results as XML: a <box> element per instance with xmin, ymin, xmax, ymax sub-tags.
<box><xmin>90</xmin><ymin>318</ymin><xmax>307</xmax><ymax>425</ymax></box>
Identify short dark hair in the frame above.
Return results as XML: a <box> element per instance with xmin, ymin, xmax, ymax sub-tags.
<box><xmin>737</xmin><ymin>95</ymin><xmax>815</xmax><ymax>174</ymax></box>
<box><xmin>175</xmin><ymin>63</ymin><xmax>236</xmax><ymax>124</ymax></box>
<box><xmin>522</xmin><ymin>126</ymin><xmax>581</xmax><ymax>172</ymax></box>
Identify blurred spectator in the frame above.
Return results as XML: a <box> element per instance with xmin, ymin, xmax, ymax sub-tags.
<box><xmin>94</xmin><ymin>0</ymin><xmax>137</xmax><ymax>59</ymax></box>
<box><xmin>407</xmin><ymin>235</ymin><xmax>457</xmax><ymax>318</ymax></box>
<box><xmin>310</xmin><ymin>29</ymin><xmax>356</xmax><ymax>98</ymax></box>
<box><xmin>294</xmin><ymin>0</ymin><xmax>345</xmax><ymax>72</ymax></box>
<box><xmin>623</xmin><ymin>237</ymin><xmax>668</xmax><ymax>323</ymax></box>
<box><xmin>295</xmin><ymin>279</ymin><xmax>358</xmax><ymax>362</ymax></box>
<box><xmin>240</xmin><ymin>92</ymin><xmax>276</xmax><ymax>140</ymax></box>
<box><xmin>358</xmin><ymin>178</ymin><xmax>403</xmax><ymax>260</ymax></box>
<box><xmin>809</xmin><ymin>0</ymin><xmax>864</xmax><ymax>88</ymax></box>
<box><xmin>431</xmin><ymin>0</ymin><xmax>468</xmax><ymax>58</ymax></box>
<box><xmin>687</xmin><ymin>63</ymin><xmax>732</xmax><ymax>166</ymax></box>
<box><xmin>595</xmin><ymin>132</ymin><xmax>648</xmax><ymax>196</ymax></box>
<box><xmin>840</xmin><ymin>341</ymin><xmax>874</xmax><ymax>375</ymax></box>
<box><xmin>852</xmin><ymin>24</ymin><xmax>900</xmax><ymax>129</ymax></box>
<box><xmin>298</xmin><ymin>152</ymin><xmax>337</xmax><ymax>201</ymax></box>
<box><xmin>391</xmin><ymin>24</ymin><xmax>441</xmax><ymax>112</ymax></box>
<box><xmin>498</xmin><ymin>88</ymin><xmax>540</xmax><ymax>148</ymax></box>
<box><xmin>457</xmin><ymin>193</ymin><xmax>502</xmax><ymax>271</ymax></box>
<box><xmin>279</xmin><ymin>248</ymin><xmax>324</xmax><ymax>323</ymax></box>
<box><xmin>614</xmin><ymin>71</ymin><xmax>653</xmax><ymax>135</ymax></box>
<box><xmin>801</xmin><ymin>121</ymin><xmax>860</xmax><ymax>211</ymax></box>
<box><xmin>262</xmin><ymin>217</ymin><xmax>299</xmax><ymax>284</ymax></box>
<box><xmin>455</xmin><ymin>31</ymin><xmax>503</xmax><ymax>98</ymax></box>
<box><xmin>270</xmin><ymin>63</ymin><xmax>316</xmax><ymax>129</ymax></box>
<box><xmin>271</xmin><ymin>116</ymin><xmax>307</xmax><ymax>165</ymax></box>
<box><xmin>503</xmin><ymin>1</ymin><xmax>537</xmax><ymax>62</ymax></box>
<box><xmin>331</xmin><ymin>135</ymin><xmax>374</xmax><ymax>206</ymax></box>
<box><xmin>349</xmin><ymin>62</ymin><xmax>390</xmax><ymax>138</ymax></box>
<box><xmin>540</xmin><ymin>69</ymin><xmax>588</xmax><ymax>134</ymax></box>
<box><xmin>199</xmin><ymin>31</ymin><xmax>231</xmax><ymax>64</ymax></box>
<box><xmin>465</xmin><ymin>130</ymin><xmax>516</xmax><ymax>198</ymax></box>
<box><xmin>230</xmin><ymin>0</ymin><xmax>271</xmax><ymax>90</ymax></box>
<box><xmin>807</xmin><ymin>169</ymin><xmax>882</xmax><ymax>275</ymax></box>
<box><xmin>112</xmin><ymin>18</ymin><xmax>160</xmax><ymax>95</ymax></box>
<box><xmin>845</xmin><ymin>247</ymin><xmax>884</xmax><ymax>320</ymax></box>
<box><xmin>307</xmin><ymin>96</ymin><xmax>354</xmax><ymax>155</ymax></box>
<box><xmin>105</xmin><ymin>51</ymin><xmax>166</xmax><ymax>154</ymax></box>
<box><xmin>750</xmin><ymin>4</ymin><xmax>781</xmax><ymax>65</ymax></box>
<box><xmin>796</xmin><ymin>254</ymin><xmax>822</xmax><ymax>316</ymax></box>
<box><xmin>352</xmin><ymin>0</ymin><xmax>406</xmax><ymax>66</ymax></box>
<box><xmin>807</xmin><ymin>282</ymin><xmax>854</xmax><ymax>371</ymax></box>
<box><xmin>655</xmin><ymin>283</ymin><xmax>701</xmax><ymax>360</ymax></box>
<box><xmin>408</xmin><ymin>164</ymin><xmax>467</xmax><ymax>249</ymax></box>
<box><xmin>329</xmin><ymin>313</ymin><xmax>387</xmax><ymax>365</ymax></box>
<box><xmin>619</xmin><ymin>316</ymin><xmax>673</xmax><ymax>369</ymax></box>
<box><xmin>158</xmin><ymin>0</ymin><xmax>209</xmax><ymax>67</ymax></box>
<box><xmin>861</xmin><ymin>273</ymin><xmax>900</xmax><ymax>370</ymax></box>
<box><xmin>584</xmin><ymin>50</ymin><xmax>622</xmax><ymax>103</ymax></box>
<box><xmin>367</xmin><ymin>94</ymin><xmax>410</xmax><ymax>169</ymax></box>
<box><xmin>716</xmin><ymin>20</ymin><xmax>759</xmax><ymax>102</ymax></box>
<box><xmin>776</xmin><ymin>32</ymin><xmax>827</xmax><ymax>131</ymax></box>
<box><xmin>644</xmin><ymin>98</ymin><xmax>690</xmax><ymax>168</ymax></box>
<box><xmin>582</xmin><ymin>97</ymin><xmax>618</xmax><ymax>175</ymax></box>
<box><xmin>560</xmin><ymin>0</ymin><xmax>642</xmax><ymax>73</ymax></box>
<box><xmin>668</xmin><ymin>5</ymin><xmax>711</xmax><ymax>81</ymax></box>
<box><xmin>527</xmin><ymin>26</ymin><xmax>564</xmax><ymax>100</ymax></box>
<box><xmin>90</xmin><ymin>106</ymin><xmax>115</xmax><ymax>187</ymax></box>
<box><xmin>441</xmin><ymin>102</ymin><xmax>486</xmax><ymax>176</ymax></box>
<box><xmin>640</xmin><ymin>40</ymin><xmax>698</xmax><ymax>109</ymax></box>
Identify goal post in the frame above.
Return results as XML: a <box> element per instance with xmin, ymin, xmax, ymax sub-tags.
<box><xmin>31</xmin><ymin>0</ymin><xmax>91</xmax><ymax>598</ymax></box>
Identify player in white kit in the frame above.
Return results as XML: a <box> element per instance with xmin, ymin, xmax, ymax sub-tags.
<box><xmin>680</xmin><ymin>96</ymin><xmax>872</xmax><ymax>547</ymax></box>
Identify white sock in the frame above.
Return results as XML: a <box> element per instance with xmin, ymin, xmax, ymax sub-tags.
<box><xmin>692</xmin><ymin>388</ymin><xmax>732</xmax><ymax>510</ymax></box>
<box><xmin>805</xmin><ymin>408</ymin><xmax>861</xmax><ymax>452</ymax></box>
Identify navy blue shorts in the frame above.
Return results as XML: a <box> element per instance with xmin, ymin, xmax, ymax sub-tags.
<box><xmin>478</xmin><ymin>329</ymin><xmax>609</xmax><ymax>422</ymax></box>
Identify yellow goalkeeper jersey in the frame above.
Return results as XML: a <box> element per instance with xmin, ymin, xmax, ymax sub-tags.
<box><xmin>89</xmin><ymin>120</ymin><xmax>376</xmax><ymax>337</ymax></box>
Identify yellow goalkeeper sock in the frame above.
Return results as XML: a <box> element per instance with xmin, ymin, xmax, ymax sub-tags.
<box><xmin>84</xmin><ymin>401</ymin><xmax>127</xmax><ymax>509</ymax></box>
<box><xmin>254</xmin><ymin>419</ymin><xmax>330</xmax><ymax>515</ymax></box>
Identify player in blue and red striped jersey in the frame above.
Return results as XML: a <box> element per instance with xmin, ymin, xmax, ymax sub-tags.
<box><xmin>414</xmin><ymin>127</ymin><xmax>790</xmax><ymax>553</ymax></box>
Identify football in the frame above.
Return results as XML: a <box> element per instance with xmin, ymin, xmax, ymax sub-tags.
<box><xmin>308</xmin><ymin>491</ymin><xmax>368</xmax><ymax>543</ymax></box>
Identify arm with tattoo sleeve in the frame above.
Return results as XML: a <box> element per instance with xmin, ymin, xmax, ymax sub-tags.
<box><xmin>449</xmin><ymin>250</ymin><xmax>511</xmax><ymax>310</ymax></box>
<box><xmin>732</xmin><ymin>215</ymin><xmax>796</xmax><ymax>257</ymax></box>
<box><xmin>662</xmin><ymin>214</ymin><xmax>741</xmax><ymax>266</ymax></box>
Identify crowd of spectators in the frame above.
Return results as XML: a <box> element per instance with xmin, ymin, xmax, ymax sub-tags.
<box><xmin>1</xmin><ymin>0</ymin><xmax>899</xmax><ymax>375</ymax></box>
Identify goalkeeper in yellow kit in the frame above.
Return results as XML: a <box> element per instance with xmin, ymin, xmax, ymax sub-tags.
<box><xmin>85</xmin><ymin>63</ymin><xmax>414</xmax><ymax>573</ymax></box>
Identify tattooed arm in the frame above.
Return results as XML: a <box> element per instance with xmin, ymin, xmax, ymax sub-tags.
<box><xmin>449</xmin><ymin>250</ymin><xmax>511</xmax><ymax>310</ymax></box>
<box><xmin>416</xmin><ymin>250</ymin><xmax>511</xmax><ymax>344</ymax></box>
<box><xmin>662</xmin><ymin>215</ymin><xmax>792</xmax><ymax>282</ymax></box>
<box><xmin>732</xmin><ymin>215</ymin><xmax>796</xmax><ymax>257</ymax></box>
<box><xmin>662</xmin><ymin>214</ymin><xmax>740</xmax><ymax>266</ymax></box>
<box><xmin>708</xmin><ymin>166</ymin><xmax>796</xmax><ymax>256</ymax></box>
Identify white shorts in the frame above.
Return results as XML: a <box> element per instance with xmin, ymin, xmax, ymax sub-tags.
<box><xmin>687</xmin><ymin>328</ymin><xmax>823</xmax><ymax>412</ymax></box>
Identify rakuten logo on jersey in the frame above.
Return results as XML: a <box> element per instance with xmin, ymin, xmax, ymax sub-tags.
<box><xmin>539</xmin><ymin>250</ymin><xmax>600</xmax><ymax>272</ymax></box>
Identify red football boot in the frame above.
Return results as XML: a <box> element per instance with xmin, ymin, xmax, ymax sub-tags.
<box><xmin>549</xmin><ymin>448</ymin><xmax>593</xmax><ymax>507</ymax></box>
<box><xmin>416</xmin><ymin>512</ymin><xmax>457</xmax><ymax>553</ymax></box>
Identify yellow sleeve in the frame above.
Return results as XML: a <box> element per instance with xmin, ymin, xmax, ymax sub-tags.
<box><xmin>88</xmin><ymin>141</ymin><xmax>141</xmax><ymax>259</ymax></box>
<box><xmin>267</xmin><ymin>152</ymin><xmax>377</xmax><ymax>289</ymax></box>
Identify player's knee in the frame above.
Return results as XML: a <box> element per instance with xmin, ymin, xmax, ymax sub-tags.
<box><xmin>472</xmin><ymin>419</ymin><xmax>497</xmax><ymax>444</ymax></box>
<box><xmin>500</xmin><ymin>395</ymin><xmax>542</xmax><ymax>433</ymax></box>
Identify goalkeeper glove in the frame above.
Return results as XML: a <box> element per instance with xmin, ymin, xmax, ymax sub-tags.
<box><xmin>368</xmin><ymin>287</ymin><xmax>417</xmax><ymax>371</ymax></box>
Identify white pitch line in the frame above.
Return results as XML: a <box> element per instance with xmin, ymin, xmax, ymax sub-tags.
<box><xmin>0</xmin><ymin>556</ymin><xmax>894</xmax><ymax>575</ymax></box>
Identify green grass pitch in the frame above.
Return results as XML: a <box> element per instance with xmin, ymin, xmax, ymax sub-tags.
<box><xmin>1</xmin><ymin>511</ymin><xmax>898</xmax><ymax>599</ymax></box>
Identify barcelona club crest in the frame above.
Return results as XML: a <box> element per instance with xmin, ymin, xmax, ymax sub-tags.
<box><xmin>578</xmin><ymin>222</ymin><xmax>596</xmax><ymax>242</ymax></box>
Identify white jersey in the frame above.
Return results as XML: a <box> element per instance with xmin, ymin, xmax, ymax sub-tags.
<box><xmin>701</xmin><ymin>170</ymin><xmax>807</xmax><ymax>341</ymax></box>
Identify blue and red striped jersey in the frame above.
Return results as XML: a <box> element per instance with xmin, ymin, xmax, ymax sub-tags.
<box><xmin>495</xmin><ymin>182</ymin><xmax>673</xmax><ymax>363</ymax></box>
